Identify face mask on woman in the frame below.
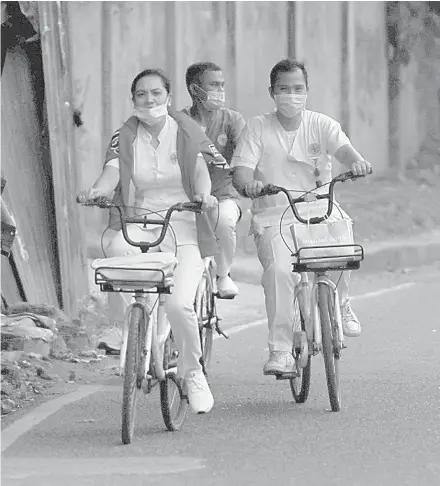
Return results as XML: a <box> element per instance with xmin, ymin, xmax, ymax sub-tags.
<box><xmin>274</xmin><ymin>94</ymin><xmax>307</xmax><ymax>118</ymax></box>
<box><xmin>134</xmin><ymin>99</ymin><xmax>169</xmax><ymax>126</ymax></box>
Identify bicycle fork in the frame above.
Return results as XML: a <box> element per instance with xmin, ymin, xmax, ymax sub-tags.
<box><xmin>311</xmin><ymin>273</ymin><xmax>345</xmax><ymax>354</ymax></box>
<box><xmin>296</xmin><ymin>273</ymin><xmax>345</xmax><ymax>356</ymax></box>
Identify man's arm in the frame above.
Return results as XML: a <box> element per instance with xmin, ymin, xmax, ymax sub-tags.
<box><xmin>232</xmin><ymin>166</ymin><xmax>263</xmax><ymax>198</ymax></box>
<box><xmin>230</xmin><ymin>111</ymin><xmax>246</xmax><ymax>148</ymax></box>
<box><xmin>334</xmin><ymin>144</ymin><xmax>371</xmax><ymax>176</ymax></box>
<box><xmin>231</xmin><ymin>120</ymin><xmax>264</xmax><ymax>198</ymax></box>
<box><xmin>323</xmin><ymin>116</ymin><xmax>373</xmax><ymax>177</ymax></box>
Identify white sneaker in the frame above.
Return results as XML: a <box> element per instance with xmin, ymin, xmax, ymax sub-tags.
<box><xmin>217</xmin><ymin>275</ymin><xmax>239</xmax><ymax>298</ymax></box>
<box><xmin>341</xmin><ymin>299</ymin><xmax>361</xmax><ymax>337</ymax></box>
<box><xmin>263</xmin><ymin>351</ymin><xmax>296</xmax><ymax>375</ymax></box>
<box><xmin>185</xmin><ymin>370</ymin><xmax>214</xmax><ymax>414</ymax></box>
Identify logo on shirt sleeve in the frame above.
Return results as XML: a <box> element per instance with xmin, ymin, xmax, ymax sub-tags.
<box><xmin>208</xmin><ymin>143</ymin><xmax>222</xmax><ymax>158</ymax></box>
<box><xmin>109</xmin><ymin>130</ymin><xmax>120</xmax><ymax>155</ymax></box>
<box><xmin>170</xmin><ymin>152</ymin><xmax>178</xmax><ymax>163</ymax></box>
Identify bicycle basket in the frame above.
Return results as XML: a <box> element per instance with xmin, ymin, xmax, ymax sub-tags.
<box><xmin>91</xmin><ymin>252</ymin><xmax>178</xmax><ymax>292</ymax></box>
<box><xmin>290</xmin><ymin>219</ymin><xmax>363</xmax><ymax>271</ymax></box>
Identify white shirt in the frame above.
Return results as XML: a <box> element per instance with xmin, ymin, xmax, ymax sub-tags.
<box><xmin>107</xmin><ymin>116</ymin><xmax>197</xmax><ymax>246</ymax></box>
<box><xmin>231</xmin><ymin>110</ymin><xmax>351</xmax><ymax>231</ymax></box>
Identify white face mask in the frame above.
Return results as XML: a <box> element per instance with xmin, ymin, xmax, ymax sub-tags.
<box><xmin>274</xmin><ymin>94</ymin><xmax>307</xmax><ymax>118</ymax></box>
<box><xmin>134</xmin><ymin>102</ymin><xmax>168</xmax><ymax>126</ymax></box>
<box><xmin>195</xmin><ymin>86</ymin><xmax>225</xmax><ymax>111</ymax></box>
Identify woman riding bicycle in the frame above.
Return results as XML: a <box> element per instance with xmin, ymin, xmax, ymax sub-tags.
<box><xmin>78</xmin><ymin>68</ymin><xmax>226</xmax><ymax>414</ymax></box>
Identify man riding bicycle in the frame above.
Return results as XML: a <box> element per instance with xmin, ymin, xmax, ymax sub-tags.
<box><xmin>182</xmin><ymin>62</ymin><xmax>246</xmax><ymax>298</ymax></box>
<box><xmin>232</xmin><ymin>59</ymin><xmax>372</xmax><ymax>376</ymax></box>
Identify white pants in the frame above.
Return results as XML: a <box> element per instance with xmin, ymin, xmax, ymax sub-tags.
<box><xmin>254</xmin><ymin>225</ymin><xmax>350</xmax><ymax>353</ymax></box>
<box><xmin>209</xmin><ymin>199</ymin><xmax>240</xmax><ymax>278</ymax></box>
<box><xmin>105</xmin><ymin>224</ymin><xmax>204</xmax><ymax>378</ymax></box>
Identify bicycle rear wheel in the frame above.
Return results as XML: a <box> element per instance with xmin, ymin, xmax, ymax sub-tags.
<box><xmin>121</xmin><ymin>305</ymin><xmax>145</xmax><ymax>444</ymax></box>
<box><xmin>290</xmin><ymin>297</ymin><xmax>311</xmax><ymax>403</ymax></box>
<box><xmin>160</xmin><ymin>332</ymin><xmax>189</xmax><ymax>431</ymax></box>
<box><xmin>318</xmin><ymin>283</ymin><xmax>341</xmax><ymax>412</ymax></box>
<box><xmin>194</xmin><ymin>271</ymin><xmax>214</xmax><ymax>372</ymax></box>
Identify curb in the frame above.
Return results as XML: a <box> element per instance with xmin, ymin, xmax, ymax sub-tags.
<box><xmin>232</xmin><ymin>231</ymin><xmax>440</xmax><ymax>286</ymax></box>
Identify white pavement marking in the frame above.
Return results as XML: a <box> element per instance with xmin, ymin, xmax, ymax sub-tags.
<box><xmin>2</xmin><ymin>456</ymin><xmax>205</xmax><ymax>480</ymax></box>
<box><xmin>215</xmin><ymin>282</ymin><xmax>415</xmax><ymax>340</ymax></box>
<box><xmin>1</xmin><ymin>385</ymin><xmax>104</xmax><ymax>453</ymax></box>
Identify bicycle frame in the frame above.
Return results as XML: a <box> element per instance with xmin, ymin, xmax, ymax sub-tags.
<box><xmin>119</xmin><ymin>291</ymin><xmax>174</xmax><ymax>385</ymax></box>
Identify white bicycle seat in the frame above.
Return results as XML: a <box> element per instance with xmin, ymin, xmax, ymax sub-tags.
<box><xmin>91</xmin><ymin>252</ymin><xmax>178</xmax><ymax>289</ymax></box>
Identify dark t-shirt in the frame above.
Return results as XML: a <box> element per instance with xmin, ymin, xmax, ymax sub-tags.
<box><xmin>181</xmin><ymin>106</ymin><xmax>246</xmax><ymax>203</ymax></box>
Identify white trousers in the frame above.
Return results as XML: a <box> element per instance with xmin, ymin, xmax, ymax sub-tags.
<box><xmin>106</xmin><ymin>224</ymin><xmax>204</xmax><ymax>378</ymax></box>
<box><xmin>254</xmin><ymin>225</ymin><xmax>350</xmax><ymax>353</ymax></box>
<box><xmin>209</xmin><ymin>199</ymin><xmax>240</xmax><ymax>278</ymax></box>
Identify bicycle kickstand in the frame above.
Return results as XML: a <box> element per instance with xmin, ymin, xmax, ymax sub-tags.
<box><xmin>213</xmin><ymin>317</ymin><xmax>229</xmax><ymax>339</ymax></box>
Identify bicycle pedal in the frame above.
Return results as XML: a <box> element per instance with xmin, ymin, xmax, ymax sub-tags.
<box><xmin>275</xmin><ymin>372</ymin><xmax>298</xmax><ymax>380</ymax></box>
<box><xmin>214</xmin><ymin>292</ymin><xmax>236</xmax><ymax>300</ymax></box>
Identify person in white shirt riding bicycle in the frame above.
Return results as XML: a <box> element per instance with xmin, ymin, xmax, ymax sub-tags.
<box><xmin>182</xmin><ymin>61</ymin><xmax>246</xmax><ymax>298</ymax></box>
<box><xmin>232</xmin><ymin>59</ymin><xmax>372</xmax><ymax>376</ymax></box>
<box><xmin>78</xmin><ymin>68</ymin><xmax>225</xmax><ymax>413</ymax></box>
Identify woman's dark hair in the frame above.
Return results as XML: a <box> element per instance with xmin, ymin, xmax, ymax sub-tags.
<box><xmin>131</xmin><ymin>68</ymin><xmax>171</xmax><ymax>97</ymax></box>
<box><xmin>270</xmin><ymin>59</ymin><xmax>308</xmax><ymax>89</ymax></box>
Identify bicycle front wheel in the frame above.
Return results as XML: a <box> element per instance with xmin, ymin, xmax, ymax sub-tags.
<box><xmin>194</xmin><ymin>271</ymin><xmax>214</xmax><ymax>372</ymax></box>
<box><xmin>160</xmin><ymin>332</ymin><xmax>189</xmax><ymax>431</ymax></box>
<box><xmin>121</xmin><ymin>305</ymin><xmax>144</xmax><ymax>444</ymax></box>
<box><xmin>318</xmin><ymin>283</ymin><xmax>341</xmax><ymax>412</ymax></box>
<box><xmin>290</xmin><ymin>297</ymin><xmax>312</xmax><ymax>403</ymax></box>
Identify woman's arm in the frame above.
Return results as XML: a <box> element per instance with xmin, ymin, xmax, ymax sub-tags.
<box><xmin>78</xmin><ymin>164</ymin><xmax>120</xmax><ymax>202</ymax></box>
<box><xmin>92</xmin><ymin>165</ymin><xmax>120</xmax><ymax>195</ymax></box>
<box><xmin>194</xmin><ymin>155</ymin><xmax>212</xmax><ymax>195</ymax></box>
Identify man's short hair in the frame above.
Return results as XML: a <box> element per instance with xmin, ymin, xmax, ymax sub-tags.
<box><xmin>185</xmin><ymin>61</ymin><xmax>222</xmax><ymax>94</ymax></box>
<box><xmin>270</xmin><ymin>59</ymin><xmax>309</xmax><ymax>89</ymax></box>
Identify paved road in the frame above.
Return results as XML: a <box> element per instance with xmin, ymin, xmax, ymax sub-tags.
<box><xmin>2</xmin><ymin>264</ymin><xmax>440</xmax><ymax>486</ymax></box>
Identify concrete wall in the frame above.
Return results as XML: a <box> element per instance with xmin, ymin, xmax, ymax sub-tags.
<box><xmin>235</xmin><ymin>1</ymin><xmax>288</xmax><ymax>119</ymax></box>
<box><xmin>64</xmin><ymin>1</ymin><xmax>438</xmax><ymax>256</ymax></box>
<box><xmin>295</xmin><ymin>1</ymin><xmax>343</xmax><ymax>121</ymax></box>
<box><xmin>346</xmin><ymin>1</ymin><xmax>389</xmax><ymax>172</ymax></box>
<box><xmin>398</xmin><ymin>31</ymin><xmax>440</xmax><ymax>166</ymax></box>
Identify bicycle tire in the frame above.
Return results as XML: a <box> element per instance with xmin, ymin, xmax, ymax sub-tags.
<box><xmin>318</xmin><ymin>283</ymin><xmax>341</xmax><ymax>412</ymax></box>
<box><xmin>195</xmin><ymin>271</ymin><xmax>214</xmax><ymax>372</ymax></box>
<box><xmin>290</xmin><ymin>299</ymin><xmax>312</xmax><ymax>403</ymax></box>
<box><xmin>160</xmin><ymin>332</ymin><xmax>189</xmax><ymax>431</ymax></box>
<box><xmin>121</xmin><ymin>305</ymin><xmax>144</xmax><ymax>444</ymax></box>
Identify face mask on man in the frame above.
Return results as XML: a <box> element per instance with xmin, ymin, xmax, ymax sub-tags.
<box><xmin>274</xmin><ymin>94</ymin><xmax>307</xmax><ymax>118</ymax></box>
<box><xmin>194</xmin><ymin>85</ymin><xmax>225</xmax><ymax>111</ymax></box>
<box><xmin>134</xmin><ymin>100</ymin><xmax>169</xmax><ymax>126</ymax></box>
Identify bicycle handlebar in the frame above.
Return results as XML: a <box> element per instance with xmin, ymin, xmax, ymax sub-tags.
<box><xmin>76</xmin><ymin>196</ymin><xmax>202</xmax><ymax>250</ymax></box>
<box><xmin>258</xmin><ymin>170</ymin><xmax>371</xmax><ymax>224</ymax></box>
